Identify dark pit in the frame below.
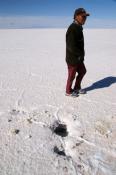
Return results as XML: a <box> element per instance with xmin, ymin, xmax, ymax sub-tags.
<box><xmin>53</xmin><ymin>123</ymin><xmax>68</xmax><ymax>137</ymax></box>
<box><xmin>53</xmin><ymin>146</ymin><xmax>66</xmax><ymax>156</ymax></box>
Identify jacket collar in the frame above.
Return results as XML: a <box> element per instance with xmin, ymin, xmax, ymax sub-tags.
<box><xmin>73</xmin><ymin>20</ymin><xmax>83</xmax><ymax>30</ymax></box>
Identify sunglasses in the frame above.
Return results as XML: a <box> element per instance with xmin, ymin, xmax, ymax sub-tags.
<box><xmin>81</xmin><ymin>15</ymin><xmax>87</xmax><ymax>19</ymax></box>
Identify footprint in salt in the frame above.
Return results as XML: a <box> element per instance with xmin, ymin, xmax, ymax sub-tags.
<box><xmin>10</xmin><ymin>109</ymin><xmax>20</xmax><ymax>115</ymax></box>
<box><xmin>12</xmin><ymin>129</ymin><xmax>20</xmax><ymax>135</ymax></box>
<box><xmin>95</xmin><ymin>120</ymin><xmax>111</xmax><ymax>136</ymax></box>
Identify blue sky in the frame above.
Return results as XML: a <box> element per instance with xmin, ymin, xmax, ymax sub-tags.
<box><xmin>0</xmin><ymin>0</ymin><xmax>116</xmax><ymax>28</ymax></box>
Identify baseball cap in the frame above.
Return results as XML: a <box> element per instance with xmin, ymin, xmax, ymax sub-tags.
<box><xmin>74</xmin><ymin>8</ymin><xmax>90</xmax><ymax>19</ymax></box>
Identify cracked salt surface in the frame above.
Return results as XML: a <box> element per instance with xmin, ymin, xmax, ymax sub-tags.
<box><xmin>0</xmin><ymin>29</ymin><xmax>116</xmax><ymax>175</ymax></box>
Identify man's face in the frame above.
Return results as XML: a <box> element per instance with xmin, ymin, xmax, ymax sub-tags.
<box><xmin>75</xmin><ymin>13</ymin><xmax>87</xmax><ymax>25</ymax></box>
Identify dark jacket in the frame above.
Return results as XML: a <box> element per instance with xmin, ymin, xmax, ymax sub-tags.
<box><xmin>66</xmin><ymin>21</ymin><xmax>85</xmax><ymax>65</ymax></box>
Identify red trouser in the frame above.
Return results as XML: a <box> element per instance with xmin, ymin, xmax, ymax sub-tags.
<box><xmin>66</xmin><ymin>63</ymin><xmax>86</xmax><ymax>94</ymax></box>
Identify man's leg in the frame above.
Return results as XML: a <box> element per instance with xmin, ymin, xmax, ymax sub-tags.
<box><xmin>74</xmin><ymin>63</ymin><xmax>87</xmax><ymax>90</ymax></box>
<box><xmin>66</xmin><ymin>64</ymin><xmax>77</xmax><ymax>94</ymax></box>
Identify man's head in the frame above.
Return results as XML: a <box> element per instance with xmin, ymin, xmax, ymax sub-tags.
<box><xmin>74</xmin><ymin>8</ymin><xmax>90</xmax><ymax>25</ymax></box>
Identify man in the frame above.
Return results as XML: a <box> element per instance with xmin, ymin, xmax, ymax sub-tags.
<box><xmin>65</xmin><ymin>8</ymin><xmax>90</xmax><ymax>97</ymax></box>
